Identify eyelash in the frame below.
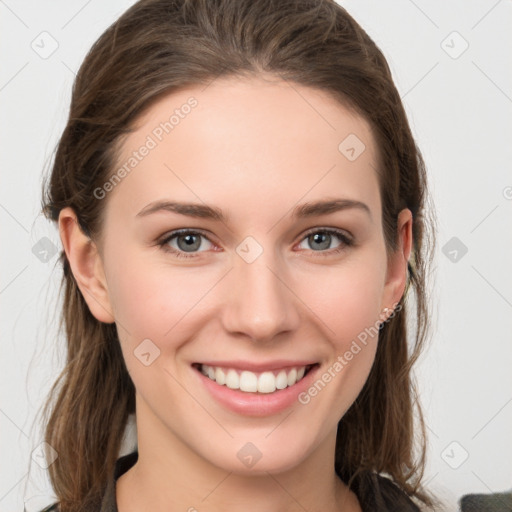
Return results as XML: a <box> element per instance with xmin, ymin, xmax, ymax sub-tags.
<box><xmin>157</xmin><ymin>228</ymin><xmax>354</xmax><ymax>259</ymax></box>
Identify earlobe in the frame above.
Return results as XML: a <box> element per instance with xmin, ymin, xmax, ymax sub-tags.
<box><xmin>381</xmin><ymin>208</ymin><xmax>413</xmax><ymax>315</ymax></box>
<box><xmin>58</xmin><ymin>207</ymin><xmax>115</xmax><ymax>324</ymax></box>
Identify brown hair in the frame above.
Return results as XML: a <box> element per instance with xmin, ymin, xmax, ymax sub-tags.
<box><xmin>39</xmin><ymin>0</ymin><xmax>437</xmax><ymax>509</ymax></box>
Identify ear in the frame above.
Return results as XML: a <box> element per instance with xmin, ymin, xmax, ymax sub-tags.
<box><xmin>380</xmin><ymin>208</ymin><xmax>413</xmax><ymax>317</ymax></box>
<box><xmin>58</xmin><ymin>207</ymin><xmax>115</xmax><ymax>323</ymax></box>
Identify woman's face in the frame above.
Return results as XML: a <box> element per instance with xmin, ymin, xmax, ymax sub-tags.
<box><xmin>72</xmin><ymin>75</ymin><xmax>411</xmax><ymax>474</ymax></box>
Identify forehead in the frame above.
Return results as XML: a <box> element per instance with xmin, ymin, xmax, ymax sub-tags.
<box><xmin>105</xmin><ymin>75</ymin><xmax>381</xmax><ymax>226</ymax></box>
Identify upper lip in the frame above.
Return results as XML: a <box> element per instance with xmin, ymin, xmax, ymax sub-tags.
<box><xmin>193</xmin><ymin>360</ymin><xmax>319</xmax><ymax>372</ymax></box>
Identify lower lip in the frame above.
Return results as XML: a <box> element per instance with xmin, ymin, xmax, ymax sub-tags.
<box><xmin>192</xmin><ymin>364</ymin><xmax>320</xmax><ymax>417</ymax></box>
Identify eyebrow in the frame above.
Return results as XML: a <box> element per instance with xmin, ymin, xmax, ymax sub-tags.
<box><xmin>135</xmin><ymin>198</ymin><xmax>372</xmax><ymax>222</ymax></box>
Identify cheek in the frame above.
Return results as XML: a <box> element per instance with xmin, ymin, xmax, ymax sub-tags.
<box><xmin>299</xmin><ymin>255</ymin><xmax>386</xmax><ymax>345</ymax></box>
<box><xmin>334</xmin><ymin>270</ymin><xmax>384</xmax><ymax>342</ymax></box>
<box><xmin>107</xmin><ymin>238</ymin><xmax>387</xmax><ymax>355</ymax></box>
<box><xmin>293</xmin><ymin>252</ymin><xmax>386</xmax><ymax>409</ymax></box>
<box><xmin>105</xmin><ymin>246</ymin><xmax>222</xmax><ymax>348</ymax></box>
<box><xmin>107</xmin><ymin>258</ymin><xmax>213</xmax><ymax>406</ymax></box>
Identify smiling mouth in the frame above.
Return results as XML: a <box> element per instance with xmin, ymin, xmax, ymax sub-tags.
<box><xmin>192</xmin><ymin>363</ymin><xmax>319</xmax><ymax>394</ymax></box>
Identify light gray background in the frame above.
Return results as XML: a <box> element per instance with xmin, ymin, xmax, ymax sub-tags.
<box><xmin>1</xmin><ymin>1</ymin><xmax>511</xmax><ymax>511</ymax></box>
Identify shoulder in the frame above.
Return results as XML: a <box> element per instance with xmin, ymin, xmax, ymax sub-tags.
<box><xmin>350</xmin><ymin>471</ymin><xmax>421</xmax><ymax>512</ymax></box>
<box><xmin>38</xmin><ymin>504</ymin><xmax>59</xmax><ymax>512</ymax></box>
<box><xmin>34</xmin><ymin>452</ymin><xmax>138</xmax><ymax>512</ymax></box>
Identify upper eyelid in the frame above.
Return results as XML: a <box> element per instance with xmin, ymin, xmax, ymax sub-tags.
<box><xmin>301</xmin><ymin>226</ymin><xmax>352</xmax><ymax>239</ymax></box>
<box><xmin>159</xmin><ymin>228</ymin><xmax>214</xmax><ymax>244</ymax></box>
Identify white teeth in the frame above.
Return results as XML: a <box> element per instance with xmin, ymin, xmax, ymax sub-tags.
<box><xmin>240</xmin><ymin>371</ymin><xmax>258</xmax><ymax>392</ymax></box>
<box><xmin>225</xmin><ymin>369</ymin><xmax>239</xmax><ymax>389</ymax></box>
<box><xmin>257</xmin><ymin>372</ymin><xmax>276</xmax><ymax>393</ymax></box>
<box><xmin>275</xmin><ymin>370</ymin><xmax>288</xmax><ymax>390</ymax></box>
<box><xmin>215</xmin><ymin>367</ymin><xmax>226</xmax><ymax>385</ymax></box>
<box><xmin>287</xmin><ymin>368</ymin><xmax>297</xmax><ymax>387</ymax></box>
<box><xmin>199</xmin><ymin>364</ymin><xmax>310</xmax><ymax>393</ymax></box>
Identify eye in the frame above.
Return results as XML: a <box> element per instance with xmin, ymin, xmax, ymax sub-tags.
<box><xmin>296</xmin><ymin>228</ymin><xmax>353</xmax><ymax>256</ymax></box>
<box><xmin>158</xmin><ymin>229</ymin><xmax>214</xmax><ymax>259</ymax></box>
<box><xmin>158</xmin><ymin>227</ymin><xmax>354</xmax><ymax>259</ymax></box>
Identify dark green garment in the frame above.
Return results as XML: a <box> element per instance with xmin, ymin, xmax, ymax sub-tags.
<box><xmin>460</xmin><ymin>490</ymin><xmax>512</xmax><ymax>511</ymax></box>
<box><xmin>40</xmin><ymin>451</ymin><xmax>421</xmax><ymax>511</ymax></box>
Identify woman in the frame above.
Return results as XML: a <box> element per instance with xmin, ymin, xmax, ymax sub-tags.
<box><xmin>37</xmin><ymin>0</ymin><xmax>437</xmax><ymax>510</ymax></box>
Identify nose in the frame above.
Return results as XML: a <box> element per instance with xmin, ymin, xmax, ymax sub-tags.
<box><xmin>220</xmin><ymin>248</ymin><xmax>300</xmax><ymax>343</ymax></box>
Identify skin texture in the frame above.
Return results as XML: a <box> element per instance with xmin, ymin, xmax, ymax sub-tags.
<box><xmin>58</xmin><ymin>75</ymin><xmax>412</xmax><ymax>512</ymax></box>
